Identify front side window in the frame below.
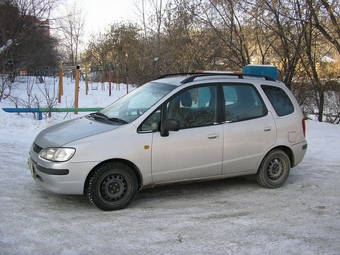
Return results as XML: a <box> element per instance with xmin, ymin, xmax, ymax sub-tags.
<box><xmin>139</xmin><ymin>86</ymin><xmax>218</xmax><ymax>132</ymax></box>
<box><xmin>139</xmin><ymin>108</ymin><xmax>161</xmax><ymax>132</ymax></box>
<box><xmin>262</xmin><ymin>85</ymin><xmax>294</xmax><ymax>116</ymax></box>
<box><xmin>166</xmin><ymin>85</ymin><xmax>218</xmax><ymax>128</ymax></box>
<box><xmin>223</xmin><ymin>84</ymin><xmax>266</xmax><ymax>122</ymax></box>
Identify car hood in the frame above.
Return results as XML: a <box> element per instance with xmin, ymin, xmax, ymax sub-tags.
<box><xmin>35</xmin><ymin>116</ymin><xmax>120</xmax><ymax>148</ymax></box>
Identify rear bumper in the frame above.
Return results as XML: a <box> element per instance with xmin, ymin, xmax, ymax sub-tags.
<box><xmin>291</xmin><ymin>140</ymin><xmax>308</xmax><ymax>167</ymax></box>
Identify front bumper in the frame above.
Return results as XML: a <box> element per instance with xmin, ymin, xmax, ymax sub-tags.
<box><xmin>29</xmin><ymin>158</ymin><xmax>69</xmax><ymax>176</ymax></box>
<box><xmin>27</xmin><ymin>155</ymin><xmax>96</xmax><ymax>195</ymax></box>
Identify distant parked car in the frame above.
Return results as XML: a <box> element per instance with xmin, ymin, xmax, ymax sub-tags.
<box><xmin>28</xmin><ymin>71</ymin><xmax>307</xmax><ymax>210</ymax></box>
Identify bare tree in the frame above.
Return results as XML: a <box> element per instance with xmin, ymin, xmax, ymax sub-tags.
<box><xmin>83</xmin><ymin>23</ymin><xmax>146</xmax><ymax>84</ymax></box>
<box><xmin>133</xmin><ymin>0</ymin><xmax>149</xmax><ymax>38</ymax></box>
<box><xmin>306</xmin><ymin>0</ymin><xmax>340</xmax><ymax>54</ymax></box>
<box><xmin>56</xmin><ymin>2</ymin><xmax>84</xmax><ymax>65</ymax></box>
<box><xmin>0</xmin><ymin>0</ymin><xmax>59</xmax><ymax>100</ymax></box>
<box><xmin>188</xmin><ymin>0</ymin><xmax>253</xmax><ymax>70</ymax></box>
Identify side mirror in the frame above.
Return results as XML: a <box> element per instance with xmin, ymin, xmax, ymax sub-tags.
<box><xmin>160</xmin><ymin>119</ymin><xmax>180</xmax><ymax>137</ymax></box>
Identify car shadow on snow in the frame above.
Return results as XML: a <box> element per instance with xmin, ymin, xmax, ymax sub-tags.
<box><xmin>30</xmin><ymin>174</ymin><xmax>301</xmax><ymax>211</ymax></box>
<box><xmin>133</xmin><ymin>176</ymin><xmax>259</xmax><ymax>207</ymax></box>
<box><xmin>29</xmin><ymin>176</ymin><xmax>258</xmax><ymax>211</ymax></box>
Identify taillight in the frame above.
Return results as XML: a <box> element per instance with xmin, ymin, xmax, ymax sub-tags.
<box><xmin>302</xmin><ymin>118</ymin><xmax>306</xmax><ymax>137</ymax></box>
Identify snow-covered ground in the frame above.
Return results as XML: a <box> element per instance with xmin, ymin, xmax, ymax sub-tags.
<box><xmin>0</xmin><ymin>77</ymin><xmax>340</xmax><ymax>254</ymax></box>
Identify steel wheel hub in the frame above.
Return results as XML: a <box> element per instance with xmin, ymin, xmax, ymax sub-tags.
<box><xmin>100</xmin><ymin>174</ymin><xmax>127</xmax><ymax>201</ymax></box>
<box><xmin>267</xmin><ymin>158</ymin><xmax>284</xmax><ymax>180</ymax></box>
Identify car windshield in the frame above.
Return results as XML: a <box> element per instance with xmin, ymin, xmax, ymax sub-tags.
<box><xmin>93</xmin><ymin>82</ymin><xmax>175</xmax><ymax>124</ymax></box>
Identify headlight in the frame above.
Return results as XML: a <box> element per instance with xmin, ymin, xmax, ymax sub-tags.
<box><xmin>39</xmin><ymin>147</ymin><xmax>75</xmax><ymax>162</ymax></box>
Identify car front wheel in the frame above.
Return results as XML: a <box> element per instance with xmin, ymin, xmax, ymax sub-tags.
<box><xmin>256</xmin><ymin>149</ymin><xmax>291</xmax><ymax>188</ymax></box>
<box><xmin>87</xmin><ymin>162</ymin><xmax>138</xmax><ymax>211</ymax></box>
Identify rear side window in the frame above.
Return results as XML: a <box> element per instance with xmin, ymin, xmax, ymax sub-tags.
<box><xmin>223</xmin><ymin>84</ymin><xmax>266</xmax><ymax>122</ymax></box>
<box><xmin>262</xmin><ymin>85</ymin><xmax>294</xmax><ymax>116</ymax></box>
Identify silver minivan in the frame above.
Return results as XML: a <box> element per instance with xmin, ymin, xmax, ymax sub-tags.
<box><xmin>28</xmin><ymin>72</ymin><xmax>307</xmax><ymax>210</ymax></box>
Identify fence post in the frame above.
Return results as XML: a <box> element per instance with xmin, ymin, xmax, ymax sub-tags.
<box><xmin>85</xmin><ymin>63</ymin><xmax>89</xmax><ymax>95</ymax></box>
<box><xmin>108</xmin><ymin>69</ymin><xmax>112</xmax><ymax>96</ymax></box>
<box><xmin>58</xmin><ymin>62</ymin><xmax>63</xmax><ymax>103</ymax></box>
<box><xmin>74</xmin><ymin>66</ymin><xmax>80</xmax><ymax>114</ymax></box>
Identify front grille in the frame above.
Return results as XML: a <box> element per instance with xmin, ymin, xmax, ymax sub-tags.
<box><xmin>33</xmin><ymin>143</ymin><xmax>43</xmax><ymax>154</ymax></box>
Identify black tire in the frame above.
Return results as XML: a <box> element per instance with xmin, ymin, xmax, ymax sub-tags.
<box><xmin>87</xmin><ymin>162</ymin><xmax>138</xmax><ymax>211</ymax></box>
<box><xmin>256</xmin><ymin>150</ymin><xmax>291</xmax><ymax>188</ymax></box>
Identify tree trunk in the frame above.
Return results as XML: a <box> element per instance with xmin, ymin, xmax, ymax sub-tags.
<box><xmin>318</xmin><ymin>91</ymin><xmax>324</xmax><ymax>122</ymax></box>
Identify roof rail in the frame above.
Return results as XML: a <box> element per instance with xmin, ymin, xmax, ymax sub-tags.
<box><xmin>155</xmin><ymin>72</ymin><xmax>276</xmax><ymax>83</ymax></box>
<box><xmin>180</xmin><ymin>72</ymin><xmax>276</xmax><ymax>84</ymax></box>
<box><xmin>155</xmin><ymin>72</ymin><xmax>198</xmax><ymax>79</ymax></box>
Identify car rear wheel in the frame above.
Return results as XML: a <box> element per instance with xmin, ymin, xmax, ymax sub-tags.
<box><xmin>87</xmin><ymin>162</ymin><xmax>138</xmax><ymax>211</ymax></box>
<box><xmin>256</xmin><ymin>149</ymin><xmax>290</xmax><ymax>188</ymax></box>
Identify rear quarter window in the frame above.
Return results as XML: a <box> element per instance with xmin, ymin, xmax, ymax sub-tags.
<box><xmin>261</xmin><ymin>85</ymin><xmax>294</xmax><ymax>116</ymax></box>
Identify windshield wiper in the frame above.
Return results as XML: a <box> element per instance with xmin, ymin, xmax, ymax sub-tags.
<box><xmin>106</xmin><ymin>117</ymin><xmax>128</xmax><ymax>124</ymax></box>
<box><xmin>92</xmin><ymin>112</ymin><xmax>109</xmax><ymax>119</ymax></box>
<box><xmin>88</xmin><ymin>112</ymin><xmax>128</xmax><ymax>124</ymax></box>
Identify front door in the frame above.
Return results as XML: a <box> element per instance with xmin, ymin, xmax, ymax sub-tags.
<box><xmin>151</xmin><ymin>85</ymin><xmax>223</xmax><ymax>183</ymax></box>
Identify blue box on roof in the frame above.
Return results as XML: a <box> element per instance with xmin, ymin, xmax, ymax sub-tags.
<box><xmin>242</xmin><ymin>65</ymin><xmax>277</xmax><ymax>80</ymax></box>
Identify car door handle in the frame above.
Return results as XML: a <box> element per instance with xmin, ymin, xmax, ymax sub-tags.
<box><xmin>208</xmin><ymin>134</ymin><xmax>219</xmax><ymax>139</ymax></box>
<box><xmin>264</xmin><ymin>126</ymin><xmax>272</xmax><ymax>131</ymax></box>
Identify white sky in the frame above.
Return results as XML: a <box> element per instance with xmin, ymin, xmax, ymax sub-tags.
<box><xmin>81</xmin><ymin>0</ymin><xmax>138</xmax><ymax>35</ymax></box>
<box><xmin>56</xmin><ymin>0</ymin><xmax>140</xmax><ymax>42</ymax></box>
